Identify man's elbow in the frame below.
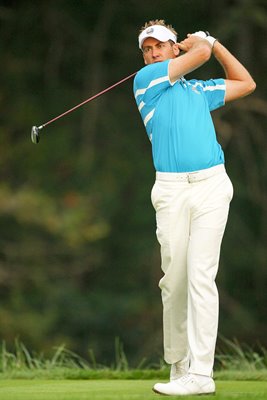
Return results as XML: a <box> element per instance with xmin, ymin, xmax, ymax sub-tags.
<box><xmin>225</xmin><ymin>78</ymin><xmax>256</xmax><ymax>102</ymax></box>
<box><xmin>247</xmin><ymin>78</ymin><xmax>256</xmax><ymax>95</ymax></box>
<box><xmin>244</xmin><ymin>77</ymin><xmax>256</xmax><ymax>96</ymax></box>
<box><xmin>240</xmin><ymin>78</ymin><xmax>256</xmax><ymax>98</ymax></box>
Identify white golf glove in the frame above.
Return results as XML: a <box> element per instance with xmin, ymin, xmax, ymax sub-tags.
<box><xmin>192</xmin><ymin>30</ymin><xmax>217</xmax><ymax>47</ymax></box>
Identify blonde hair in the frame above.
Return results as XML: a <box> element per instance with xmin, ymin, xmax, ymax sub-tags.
<box><xmin>139</xmin><ymin>19</ymin><xmax>178</xmax><ymax>37</ymax></box>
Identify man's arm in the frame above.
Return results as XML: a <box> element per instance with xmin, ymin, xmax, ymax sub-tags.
<box><xmin>169</xmin><ymin>38</ymin><xmax>212</xmax><ymax>83</ymax></box>
<box><xmin>212</xmin><ymin>41</ymin><xmax>256</xmax><ymax>102</ymax></box>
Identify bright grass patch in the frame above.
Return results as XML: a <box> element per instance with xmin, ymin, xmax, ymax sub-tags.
<box><xmin>0</xmin><ymin>380</ymin><xmax>267</xmax><ymax>400</ymax></box>
<box><xmin>0</xmin><ymin>368</ymin><xmax>267</xmax><ymax>381</ymax></box>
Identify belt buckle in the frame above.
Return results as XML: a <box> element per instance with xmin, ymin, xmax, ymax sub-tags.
<box><xmin>188</xmin><ymin>172</ymin><xmax>199</xmax><ymax>183</ymax></box>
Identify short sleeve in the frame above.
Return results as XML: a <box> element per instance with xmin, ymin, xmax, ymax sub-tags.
<box><xmin>189</xmin><ymin>78</ymin><xmax>226</xmax><ymax>111</ymax></box>
<box><xmin>133</xmin><ymin>60</ymin><xmax>172</xmax><ymax>108</ymax></box>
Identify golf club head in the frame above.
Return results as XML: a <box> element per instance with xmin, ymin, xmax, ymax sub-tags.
<box><xmin>31</xmin><ymin>126</ymin><xmax>40</xmax><ymax>144</ymax></box>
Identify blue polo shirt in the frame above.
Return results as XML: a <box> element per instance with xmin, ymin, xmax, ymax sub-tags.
<box><xmin>133</xmin><ymin>59</ymin><xmax>226</xmax><ymax>172</ymax></box>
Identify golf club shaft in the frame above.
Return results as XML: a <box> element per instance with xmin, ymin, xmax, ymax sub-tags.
<box><xmin>40</xmin><ymin>71</ymin><xmax>137</xmax><ymax>129</ymax></box>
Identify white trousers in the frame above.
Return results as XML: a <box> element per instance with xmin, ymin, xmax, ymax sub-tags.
<box><xmin>151</xmin><ymin>165</ymin><xmax>233</xmax><ymax>376</ymax></box>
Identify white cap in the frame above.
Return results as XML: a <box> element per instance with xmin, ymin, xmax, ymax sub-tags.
<box><xmin>138</xmin><ymin>25</ymin><xmax>177</xmax><ymax>49</ymax></box>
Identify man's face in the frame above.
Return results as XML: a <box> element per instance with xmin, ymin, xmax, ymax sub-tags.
<box><xmin>142</xmin><ymin>37</ymin><xmax>180</xmax><ymax>65</ymax></box>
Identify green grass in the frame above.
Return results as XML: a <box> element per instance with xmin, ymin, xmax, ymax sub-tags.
<box><xmin>0</xmin><ymin>380</ymin><xmax>267</xmax><ymax>400</ymax></box>
<box><xmin>0</xmin><ymin>338</ymin><xmax>267</xmax><ymax>382</ymax></box>
<box><xmin>1</xmin><ymin>367</ymin><xmax>267</xmax><ymax>381</ymax></box>
<box><xmin>0</xmin><ymin>339</ymin><xmax>267</xmax><ymax>400</ymax></box>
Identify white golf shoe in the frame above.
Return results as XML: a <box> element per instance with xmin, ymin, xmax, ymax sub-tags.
<box><xmin>153</xmin><ymin>373</ymin><xmax>215</xmax><ymax>396</ymax></box>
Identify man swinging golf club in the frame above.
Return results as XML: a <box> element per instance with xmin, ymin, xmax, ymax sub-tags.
<box><xmin>133</xmin><ymin>20</ymin><xmax>255</xmax><ymax>396</ymax></box>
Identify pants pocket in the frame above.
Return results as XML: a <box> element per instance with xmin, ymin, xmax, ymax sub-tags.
<box><xmin>151</xmin><ymin>182</ymin><xmax>158</xmax><ymax>209</ymax></box>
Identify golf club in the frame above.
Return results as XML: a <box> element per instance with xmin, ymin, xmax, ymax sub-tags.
<box><xmin>31</xmin><ymin>71</ymin><xmax>137</xmax><ymax>144</ymax></box>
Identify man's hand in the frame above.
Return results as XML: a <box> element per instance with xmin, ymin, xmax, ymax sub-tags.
<box><xmin>192</xmin><ymin>31</ymin><xmax>217</xmax><ymax>47</ymax></box>
<box><xmin>178</xmin><ymin>34</ymin><xmax>211</xmax><ymax>53</ymax></box>
<box><xmin>178</xmin><ymin>31</ymin><xmax>216</xmax><ymax>52</ymax></box>
<box><xmin>192</xmin><ymin>31</ymin><xmax>210</xmax><ymax>38</ymax></box>
<box><xmin>169</xmin><ymin>35</ymin><xmax>212</xmax><ymax>82</ymax></box>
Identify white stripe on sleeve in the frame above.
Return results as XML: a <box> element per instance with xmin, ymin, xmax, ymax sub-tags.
<box><xmin>203</xmin><ymin>84</ymin><xmax>226</xmax><ymax>92</ymax></box>
<box><xmin>144</xmin><ymin>109</ymin><xmax>155</xmax><ymax>127</ymax></box>
<box><xmin>138</xmin><ymin>101</ymin><xmax>145</xmax><ymax>111</ymax></box>
<box><xmin>135</xmin><ymin>75</ymin><xmax>169</xmax><ymax>98</ymax></box>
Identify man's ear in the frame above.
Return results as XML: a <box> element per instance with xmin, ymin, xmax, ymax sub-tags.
<box><xmin>172</xmin><ymin>43</ymin><xmax>180</xmax><ymax>57</ymax></box>
<box><xmin>143</xmin><ymin>54</ymin><xmax>148</xmax><ymax>65</ymax></box>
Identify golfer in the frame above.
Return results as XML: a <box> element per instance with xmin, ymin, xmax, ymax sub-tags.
<box><xmin>133</xmin><ymin>20</ymin><xmax>255</xmax><ymax>396</ymax></box>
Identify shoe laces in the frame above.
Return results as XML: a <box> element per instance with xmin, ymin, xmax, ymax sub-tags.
<box><xmin>179</xmin><ymin>374</ymin><xmax>193</xmax><ymax>384</ymax></box>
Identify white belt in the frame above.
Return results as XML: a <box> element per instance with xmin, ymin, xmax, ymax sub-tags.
<box><xmin>156</xmin><ymin>164</ymin><xmax>225</xmax><ymax>183</ymax></box>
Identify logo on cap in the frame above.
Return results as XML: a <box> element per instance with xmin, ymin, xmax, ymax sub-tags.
<box><xmin>146</xmin><ymin>27</ymin><xmax>154</xmax><ymax>34</ymax></box>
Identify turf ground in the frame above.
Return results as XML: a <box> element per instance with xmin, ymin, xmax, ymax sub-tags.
<box><xmin>0</xmin><ymin>380</ymin><xmax>267</xmax><ymax>400</ymax></box>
